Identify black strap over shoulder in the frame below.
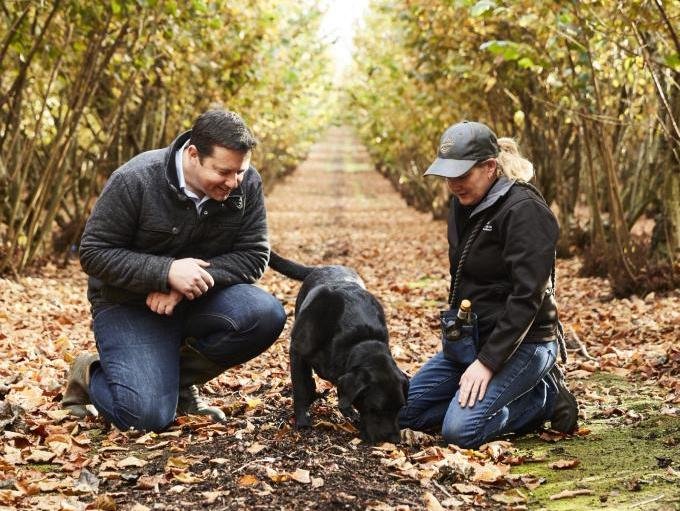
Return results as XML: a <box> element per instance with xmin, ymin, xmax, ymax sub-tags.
<box><xmin>448</xmin><ymin>212</ymin><xmax>487</xmax><ymax>308</ymax></box>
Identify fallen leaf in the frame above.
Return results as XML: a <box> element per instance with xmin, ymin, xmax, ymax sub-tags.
<box><xmin>135</xmin><ymin>432</ymin><xmax>158</xmax><ymax>444</ymax></box>
<box><xmin>549</xmin><ymin>459</ymin><xmax>580</xmax><ymax>470</ymax></box>
<box><xmin>539</xmin><ymin>430</ymin><xmax>568</xmax><ymax>442</ymax></box>
<box><xmin>246</xmin><ymin>442</ymin><xmax>267</xmax><ymax>454</ymax></box>
<box><xmin>136</xmin><ymin>474</ymin><xmax>167</xmax><ymax>490</ymax></box>
<box><xmin>25</xmin><ymin>449</ymin><xmax>56</xmax><ymax>463</ymax></box>
<box><xmin>289</xmin><ymin>468</ymin><xmax>311</xmax><ymax>484</ymax></box>
<box><xmin>73</xmin><ymin>468</ymin><xmax>99</xmax><ymax>493</ymax></box>
<box><xmin>491</xmin><ymin>489</ymin><xmax>526</xmax><ymax>504</ymax></box>
<box><xmin>116</xmin><ymin>456</ymin><xmax>148</xmax><ymax>469</ymax></box>
<box><xmin>266</xmin><ymin>467</ymin><xmax>289</xmax><ymax>483</ymax></box>
<box><xmin>238</xmin><ymin>474</ymin><xmax>259</xmax><ymax>487</ymax></box>
<box><xmin>93</xmin><ymin>494</ymin><xmax>117</xmax><ymax>510</ymax></box>
<box><xmin>451</xmin><ymin>483</ymin><xmax>484</xmax><ymax>495</ymax></box>
<box><xmin>45</xmin><ymin>409</ymin><xmax>72</xmax><ymax>422</ymax></box>
<box><xmin>550</xmin><ymin>488</ymin><xmax>594</xmax><ymax>500</ymax></box>
<box><xmin>311</xmin><ymin>477</ymin><xmax>324</xmax><ymax>488</ymax></box>
<box><xmin>314</xmin><ymin>420</ymin><xmax>360</xmax><ymax>434</ymax></box>
<box><xmin>422</xmin><ymin>491</ymin><xmax>444</xmax><ymax>511</ymax></box>
<box><xmin>521</xmin><ymin>475</ymin><xmax>545</xmax><ymax>490</ymax></box>
<box><xmin>173</xmin><ymin>471</ymin><xmax>203</xmax><ymax>484</ymax></box>
<box><xmin>471</xmin><ymin>462</ymin><xmax>508</xmax><ymax>483</ymax></box>
<box><xmin>165</xmin><ymin>456</ymin><xmax>191</xmax><ymax>470</ymax></box>
<box><xmin>0</xmin><ymin>489</ymin><xmax>22</xmax><ymax>505</ymax></box>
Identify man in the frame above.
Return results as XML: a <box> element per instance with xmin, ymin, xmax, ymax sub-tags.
<box><xmin>63</xmin><ymin>109</ymin><xmax>286</xmax><ymax>431</ymax></box>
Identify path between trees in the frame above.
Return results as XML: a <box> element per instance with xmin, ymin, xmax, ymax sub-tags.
<box><xmin>0</xmin><ymin>127</ymin><xmax>679</xmax><ymax>510</ymax></box>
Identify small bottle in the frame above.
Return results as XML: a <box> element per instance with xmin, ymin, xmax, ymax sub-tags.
<box><xmin>444</xmin><ymin>299</ymin><xmax>472</xmax><ymax>341</ymax></box>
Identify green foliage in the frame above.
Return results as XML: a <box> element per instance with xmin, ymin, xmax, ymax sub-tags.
<box><xmin>0</xmin><ymin>0</ymin><xmax>335</xmax><ymax>274</ymax></box>
<box><xmin>347</xmin><ymin>0</ymin><xmax>680</xmax><ymax>293</ymax></box>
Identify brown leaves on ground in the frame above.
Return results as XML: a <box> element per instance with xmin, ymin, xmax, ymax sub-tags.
<box><xmin>1</xmin><ymin>128</ymin><xmax>679</xmax><ymax>509</ymax></box>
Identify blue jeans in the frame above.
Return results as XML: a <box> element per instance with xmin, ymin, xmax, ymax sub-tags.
<box><xmin>399</xmin><ymin>341</ymin><xmax>558</xmax><ymax>448</ymax></box>
<box><xmin>88</xmin><ymin>284</ymin><xmax>286</xmax><ymax>431</ymax></box>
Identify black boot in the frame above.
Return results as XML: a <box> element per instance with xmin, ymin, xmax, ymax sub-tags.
<box><xmin>547</xmin><ymin>364</ymin><xmax>578</xmax><ymax>433</ymax></box>
<box><xmin>63</xmin><ymin>353</ymin><xmax>99</xmax><ymax>418</ymax></box>
<box><xmin>177</xmin><ymin>343</ymin><xmax>227</xmax><ymax>422</ymax></box>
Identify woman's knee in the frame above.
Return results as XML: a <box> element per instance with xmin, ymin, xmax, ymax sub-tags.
<box><xmin>398</xmin><ymin>404</ymin><xmax>419</xmax><ymax>429</ymax></box>
<box><xmin>441</xmin><ymin>416</ymin><xmax>477</xmax><ymax>448</ymax></box>
<box><xmin>442</xmin><ymin>404</ymin><xmax>506</xmax><ymax>449</ymax></box>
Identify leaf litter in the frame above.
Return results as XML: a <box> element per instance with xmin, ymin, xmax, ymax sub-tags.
<box><xmin>0</xmin><ymin>128</ymin><xmax>678</xmax><ymax>509</ymax></box>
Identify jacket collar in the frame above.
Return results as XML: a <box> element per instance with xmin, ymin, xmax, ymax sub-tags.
<box><xmin>164</xmin><ymin>130</ymin><xmax>192</xmax><ymax>202</ymax></box>
<box><xmin>470</xmin><ymin>176</ymin><xmax>514</xmax><ymax>218</ymax></box>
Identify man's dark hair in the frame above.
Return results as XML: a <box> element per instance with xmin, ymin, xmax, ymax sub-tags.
<box><xmin>189</xmin><ymin>109</ymin><xmax>257</xmax><ymax>160</ymax></box>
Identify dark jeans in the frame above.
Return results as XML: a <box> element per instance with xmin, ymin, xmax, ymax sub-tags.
<box><xmin>399</xmin><ymin>341</ymin><xmax>558</xmax><ymax>448</ymax></box>
<box><xmin>88</xmin><ymin>284</ymin><xmax>286</xmax><ymax>431</ymax></box>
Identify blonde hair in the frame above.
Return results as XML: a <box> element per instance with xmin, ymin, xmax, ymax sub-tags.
<box><xmin>495</xmin><ymin>137</ymin><xmax>534</xmax><ymax>181</ymax></box>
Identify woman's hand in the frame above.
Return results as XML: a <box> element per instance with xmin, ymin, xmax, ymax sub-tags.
<box><xmin>146</xmin><ymin>289</ymin><xmax>184</xmax><ymax>316</ymax></box>
<box><xmin>458</xmin><ymin>359</ymin><xmax>493</xmax><ymax>408</ymax></box>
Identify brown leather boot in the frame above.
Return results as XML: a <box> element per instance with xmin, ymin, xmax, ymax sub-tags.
<box><xmin>62</xmin><ymin>353</ymin><xmax>99</xmax><ymax>418</ymax></box>
<box><xmin>177</xmin><ymin>343</ymin><xmax>226</xmax><ymax>422</ymax></box>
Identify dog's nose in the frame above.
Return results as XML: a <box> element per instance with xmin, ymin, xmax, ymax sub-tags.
<box><xmin>365</xmin><ymin>430</ymin><xmax>402</xmax><ymax>444</ymax></box>
<box><xmin>387</xmin><ymin>431</ymin><xmax>402</xmax><ymax>444</ymax></box>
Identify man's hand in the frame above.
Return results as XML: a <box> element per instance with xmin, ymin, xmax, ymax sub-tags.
<box><xmin>458</xmin><ymin>359</ymin><xmax>493</xmax><ymax>408</ymax></box>
<box><xmin>168</xmin><ymin>258</ymin><xmax>214</xmax><ymax>299</ymax></box>
<box><xmin>146</xmin><ymin>289</ymin><xmax>184</xmax><ymax>316</ymax></box>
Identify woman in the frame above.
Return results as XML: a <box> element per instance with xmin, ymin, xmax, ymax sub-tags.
<box><xmin>399</xmin><ymin>120</ymin><xmax>578</xmax><ymax>448</ymax></box>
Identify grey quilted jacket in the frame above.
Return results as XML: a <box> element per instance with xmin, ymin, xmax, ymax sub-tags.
<box><xmin>79</xmin><ymin>130</ymin><xmax>270</xmax><ymax>309</ymax></box>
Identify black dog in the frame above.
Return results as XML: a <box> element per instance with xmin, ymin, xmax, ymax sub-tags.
<box><xmin>268</xmin><ymin>252</ymin><xmax>408</xmax><ymax>443</ymax></box>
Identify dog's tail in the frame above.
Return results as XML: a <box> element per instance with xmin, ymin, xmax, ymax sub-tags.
<box><xmin>268</xmin><ymin>251</ymin><xmax>314</xmax><ymax>281</ymax></box>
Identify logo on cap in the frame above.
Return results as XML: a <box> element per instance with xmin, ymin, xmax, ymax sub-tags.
<box><xmin>439</xmin><ymin>135</ymin><xmax>455</xmax><ymax>154</ymax></box>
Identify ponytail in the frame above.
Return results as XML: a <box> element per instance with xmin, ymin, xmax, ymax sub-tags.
<box><xmin>496</xmin><ymin>137</ymin><xmax>534</xmax><ymax>181</ymax></box>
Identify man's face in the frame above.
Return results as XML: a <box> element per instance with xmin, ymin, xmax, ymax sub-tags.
<box><xmin>188</xmin><ymin>145</ymin><xmax>250</xmax><ymax>201</ymax></box>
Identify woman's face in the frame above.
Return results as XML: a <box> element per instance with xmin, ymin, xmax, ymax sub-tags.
<box><xmin>446</xmin><ymin>160</ymin><xmax>497</xmax><ymax>206</ymax></box>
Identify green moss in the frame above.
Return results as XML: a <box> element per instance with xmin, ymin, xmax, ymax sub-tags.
<box><xmin>31</xmin><ymin>463</ymin><xmax>61</xmax><ymax>473</ymax></box>
<box><xmin>510</xmin><ymin>372</ymin><xmax>680</xmax><ymax>510</ymax></box>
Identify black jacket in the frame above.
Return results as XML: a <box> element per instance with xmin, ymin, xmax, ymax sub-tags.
<box><xmin>80</xmin><ymin>131</ymin><xmax>269</xmax><ymax>309</ymax></box>
<box><xmin>448</xmin><ymin>177</ymin><xmax>559</xmax><ymax>372</ymax></box>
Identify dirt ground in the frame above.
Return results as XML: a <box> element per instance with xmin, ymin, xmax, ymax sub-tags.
<box><xmin>1</xmin><ymin>127</ymin><xmax>679</xmax><ymax>510</ymax></box>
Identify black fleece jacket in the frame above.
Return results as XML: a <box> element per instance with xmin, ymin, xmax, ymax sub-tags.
<box><xmin>80</xmin><ymin>131</ymin><xmax>269</xmax><ymax>309</ymax></box>
<box><xmin>447</xmin><ymin>177</ymin><xmax>559</xmax><ymax>372</ymax></box>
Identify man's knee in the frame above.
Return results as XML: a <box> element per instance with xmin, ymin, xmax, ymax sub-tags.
<box><xmin>113</xmin><ymin>394</ymin><xmax>176</xmax><ymax>432</ymax></box>
<box><xmin>253</xmin><ymin>294</ymin><xmax>286</xmax><ymax>342</ymax></box>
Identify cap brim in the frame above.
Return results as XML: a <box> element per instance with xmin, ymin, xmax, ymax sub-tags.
<box><xmin>424</xmin><ymin>158</ymin><xmax>477</xmax><ymax>178</ymax></box>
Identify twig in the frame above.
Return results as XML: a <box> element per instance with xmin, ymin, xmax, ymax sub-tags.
<box><xmin>231</xmin><ymin>457</ymin><xmax>277</xmax><ymax>474</ymax></box>
<box><xmin>432</xmin><ymin>480</ymin><xmax>453</xmax><ymax>499</ymax></box>
<box><xmin>631</xmin><ymin>494</ymin><xmax>665</xmax><ymax>508</ymax></box>
<box><xmin>566</xmin><ymin>327</ymin><xmax>597</xmax><ymax>361</ymax></box>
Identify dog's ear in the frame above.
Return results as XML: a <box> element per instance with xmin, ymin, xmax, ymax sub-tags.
<box><xmin>291</xmin><ymin>286</ymin><xmax>345</xmax><ymax>357</ymax></box>
<box><xmin>337</xmin><ymin>369</ymin><xmax>370</xmax><ymax>417</ymax></box>
<box><xmin>400</xmin><ymin>371</ymin><xmax>410</xmax><ymax>404</ymax></box>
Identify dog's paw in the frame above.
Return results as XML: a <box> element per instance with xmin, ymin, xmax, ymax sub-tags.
<box><xmin>294</xmin><ymin>412</ymin><xmax>312</xmax><ymax>429</ymax></box>
<box><xmin>339</xmin><ymin>406</ymin><xmax>360</xmax><ymax>423</ymax></box>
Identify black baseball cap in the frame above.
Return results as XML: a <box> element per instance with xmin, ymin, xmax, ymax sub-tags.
<box><xmin>424</xmin><ymin>121</ymin><xmax>500</xmax><ymax>178</ymax></box>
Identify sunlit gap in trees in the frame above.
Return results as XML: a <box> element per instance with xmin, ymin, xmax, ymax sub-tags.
<box><xmin>318</xmin><ymin>0</ymin><xmax>369</xmax><ymax>83</ymax></box>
